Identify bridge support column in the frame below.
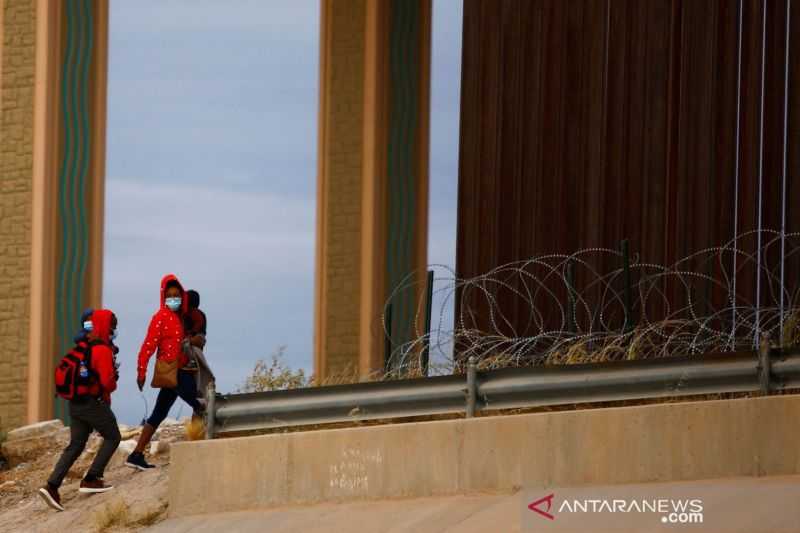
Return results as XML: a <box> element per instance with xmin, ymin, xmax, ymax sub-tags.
<box><xmin>0</xmin><ymin>0</ymin><xmax>108</xmax><ymax>427</ymax></box>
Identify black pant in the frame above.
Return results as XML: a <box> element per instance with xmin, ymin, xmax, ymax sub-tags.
<box><xmin>48</xmin><ymin>397</ymin><xmax>121</xmax><ymax>487</ymax></box>
<box><xmin>146</xmin><ymin>369</ymin><xmax>202</xmax><ymax>429</ymax></box>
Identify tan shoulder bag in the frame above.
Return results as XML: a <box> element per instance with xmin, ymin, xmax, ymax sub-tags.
<box><xmin>151</xmin><ymin>358</ymin><xmax>178</xmax><ymax>389</ymax></box>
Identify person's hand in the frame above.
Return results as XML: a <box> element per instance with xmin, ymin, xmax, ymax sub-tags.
<box><xmin>190</xmin><ymin>334</ymin><xmax>206</xmax><ymax>349</ymax></box>
<box><xmin>137</xmin><ymin>376</ymin><xmax>145</xmax><ymax>391</ymax></box>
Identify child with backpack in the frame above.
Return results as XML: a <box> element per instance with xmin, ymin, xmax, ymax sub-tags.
<box><xmin>74</xmin><ymin>308</ymin><xmax>120</xmax><ymax>380</ymax></box>
<box><xmin>38</xmin><ymin>309</ymin><xmax>121</xmax><ymax>512</ymax></box>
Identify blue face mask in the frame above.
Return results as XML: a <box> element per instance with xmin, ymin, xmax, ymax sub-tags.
<box><xmin>83</xmin><ymin>320</ymin><xmax>93</xmax><ymax>331</ymax></box>
<box><xmin>110</xmin><ymin>329</ymin><xmax>118</xmax><ymax>340</ymax></box>
<box><xmin>165</xmin><ymin>297</ymin><xmax>181</xmax><ymax>311</ymax></box>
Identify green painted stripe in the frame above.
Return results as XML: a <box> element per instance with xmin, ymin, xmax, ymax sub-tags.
<box><xmin>66</xmin><ymin>0</ymin><xmax>84</xmax><ymax>351</ymax></box>
<box><xmin>64</xmin><ymin>0</ymin><xmax>86</xmax><ymax>423</ymax></box>
<box><xmin>55</xmin><ymin>0</ymin><xmax>93</xmax><ymax>423</ymax></box>
<box><xmin>402</xmin><ymin>1</ymin><xmax>420</xmax><ymax>347</ymax></box>
<box><xmin>55</xmin><ymin>0</ymin><xmax>77</xmax><ymax>422</ymax></box>
<box><xmin>75</xmin><ymin>0</ymin><xmax>93</xmax><ymax>336</ymax></box>
<box><xmin>385</xmin><ymin>0</ymin><xmax>400</xmax><ymax>362</ymax></box>
<box><xmin>399</xmin><ymin>1</ymin><xmax>414</xmax><ymax>351</ymax></box>
<box><xmin>389</xmin><ymin>0</ymin><xmax>406</xmax><ymax>364</ymax></box>
<box><xmin>385</xmin><ymin>0</ymin><xmax>422</xmax><ymax>367</ymax></box>
<box><xmin>68</xmin><ymin>0</ymin><xmax>84</xmax><ymax>348</ymax></box>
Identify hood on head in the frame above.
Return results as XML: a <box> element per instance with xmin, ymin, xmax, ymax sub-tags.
<box><xmin>160</xmin><ymin>273</ymin><xmax>188</xmax><ymax>313</ymax></box>
<box><xmin>187</xmin><ymin>290</ymin><xmax>200</xmax><ymax>309</ymax></box>
<box><xmin>90</xmin><ymin>309</ymin><xmax>115</xmax><ymax>343</ymax></box>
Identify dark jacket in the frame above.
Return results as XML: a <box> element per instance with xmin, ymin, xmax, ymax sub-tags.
<box><xmin>184</xmin><ymin>308</ymin><xmax>207</xmax><ymax>336</ymax></box>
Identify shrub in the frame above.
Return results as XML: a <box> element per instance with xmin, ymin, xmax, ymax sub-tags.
<box><xmin>238</xmin><ymin>346</ymin><xmax>308</xmax><ymax>392</ymax></box>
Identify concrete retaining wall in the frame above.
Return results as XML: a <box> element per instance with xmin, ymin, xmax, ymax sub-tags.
<box><xmin>169</xmin><ymin>395</ymin><xmax>800</xmax><ymax>517</ymax></box>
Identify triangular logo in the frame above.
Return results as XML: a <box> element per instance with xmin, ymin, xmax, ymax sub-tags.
<box><xmin>528</xmin><ymin>493</ymin><xmax>555</xmax><ymax>520</ymax></box>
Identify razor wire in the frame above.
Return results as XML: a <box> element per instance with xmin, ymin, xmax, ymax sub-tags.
<box><xmin>380</xmin><ymin>230</ymin><xmax>800</xmax><ymax>377</ymax></box>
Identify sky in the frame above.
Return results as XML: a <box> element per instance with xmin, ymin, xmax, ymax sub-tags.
<box><xmin>104</xmin><ymin>0</ymin><xmax>462</xmax><ymax>424</ymax></box>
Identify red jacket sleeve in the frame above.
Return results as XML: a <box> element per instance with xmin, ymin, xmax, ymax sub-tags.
<box><xmin>91</xmin><ymin>344</ymin><xmax>117</xmax><ymax>397</ymax></box>
<box><xmin>137</xmin><ymin>312</ymin><xmax>163</xmax><ymax>380</ymax></box>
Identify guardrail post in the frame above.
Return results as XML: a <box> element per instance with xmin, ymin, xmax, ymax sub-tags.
<box><xmin>205</xmin><ymin>381</ymin><xmax>216</xmax><ymax>439</ymax></box>
<box><xmin>466</xmin><ymin>356</ymin><xmax>477</xmax><ymax>418</ymax></box>
<box><xmin>758</xmin><ymin>333</ymin><xmax>772</xmax><ymax>395</ymax></box>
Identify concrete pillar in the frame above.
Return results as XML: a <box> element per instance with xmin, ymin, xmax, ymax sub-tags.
<box><xmin>315</xmin><ymin>0</ymin><xmax>430</xmax><ymax>381</ymax></box>
<box><xmin>0</xmin><ymin>0</ymin><xmax>108</xmax><ymax>428</ymax></box>
<box><xmin>0</xmin><ymin>0</ymin><xmax>37</xmax><ymax>430</ymax></box>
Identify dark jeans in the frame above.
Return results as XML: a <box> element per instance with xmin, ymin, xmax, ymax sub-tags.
<box><xmin>146</xmin><ymin>369</ymin><xmax>202</xmax><ymax>429</ymax></box>
<box><xmin>48</xmin><ymin>397</ymin><xmax>121</xmax><ymax>488</ymax></box>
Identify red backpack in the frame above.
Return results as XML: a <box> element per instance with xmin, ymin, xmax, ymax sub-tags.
<box><xmin>54</xmin><ymin>341</ymin><xmax>100</xmax><ymax>400</ymax></box>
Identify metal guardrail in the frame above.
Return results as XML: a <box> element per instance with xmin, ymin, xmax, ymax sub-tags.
<box><xmin>205</xmin><ymin>338</ymin><xmax>800</xmax><ymax>438</ymax></box>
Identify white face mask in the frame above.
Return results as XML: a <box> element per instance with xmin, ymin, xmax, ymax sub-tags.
<box><xmin>83</xmin><ymin>320</ymin><xmax>93</xmax><ymax>331</ymax></box>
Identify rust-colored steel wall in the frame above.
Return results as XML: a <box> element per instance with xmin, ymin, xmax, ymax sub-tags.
<box><xmin>456</xmin><ymin>0</ymin><xmax>799</xmax><ymax>336</ymax></box>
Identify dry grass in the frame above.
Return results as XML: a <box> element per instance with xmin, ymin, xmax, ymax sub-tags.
<box><xmin>184</xmin><ymin>417</ymin><xmax>205</xmax><ymax>441</ymax></box>
<box><xmin>129</xmin><ymin>501</ymin><xmax>169</xmax><ymax>528</ymax></box>
<box><xmin>783</xmin><ymin>310</ymin><xmax>800</xmax><ymax>347</ymax></box>
<box><xmin>92</xmin><ymin>498</ymin><xmax>129</xmax><ymax>533</ymax></box>
<box><xmin>91</xmin><ymin>497</ymin><xmax>169</xmax><ymax>532</ymax></box>
<box><xmin>308</xmin><ymin>362</ymin><xmax>362</xmax><ymax>387</ymax></box>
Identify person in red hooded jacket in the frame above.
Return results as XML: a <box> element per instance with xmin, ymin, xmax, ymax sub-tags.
<box><xmin>38</xmin><ymin>309</ymin><xmax>121</xmax><ymax>512</ymax></box>
<box><xmin>126</xmin><ymin>274</ymin><xmax>204</xmax><ymax>470</ymax></box>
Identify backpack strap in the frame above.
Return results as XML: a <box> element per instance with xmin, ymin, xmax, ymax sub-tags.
<box><xmin>72</xmin><ymin>340</ymin><xmax>90</xmax><ymax>354</ymax></box>
<box><xmin>84</xmin><ymin>339</ymin><xmax>107</xmax><ymax>379</ymax></box>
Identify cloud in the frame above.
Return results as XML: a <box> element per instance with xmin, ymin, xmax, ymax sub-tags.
<box><xmin>107</xmin><ymin>1</ymin><xmax>320</xmax><ymax>196</ymax></box>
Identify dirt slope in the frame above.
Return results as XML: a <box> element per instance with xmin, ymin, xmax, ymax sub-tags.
<box><xmin>0</xmin><ymin>420</ymin><xmax>190</xmax><ymax>533</ymax></box>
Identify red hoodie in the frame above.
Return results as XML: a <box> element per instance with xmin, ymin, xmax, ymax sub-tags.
<box><xmin>86</xmin><ymin>309</ymin><xmax>118</xmax><ymax>404</ymax></box>
<box><xmin>137</xmin><ymin>274</ymin><xmax>189</xmax><ymax>381</ymax></box>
